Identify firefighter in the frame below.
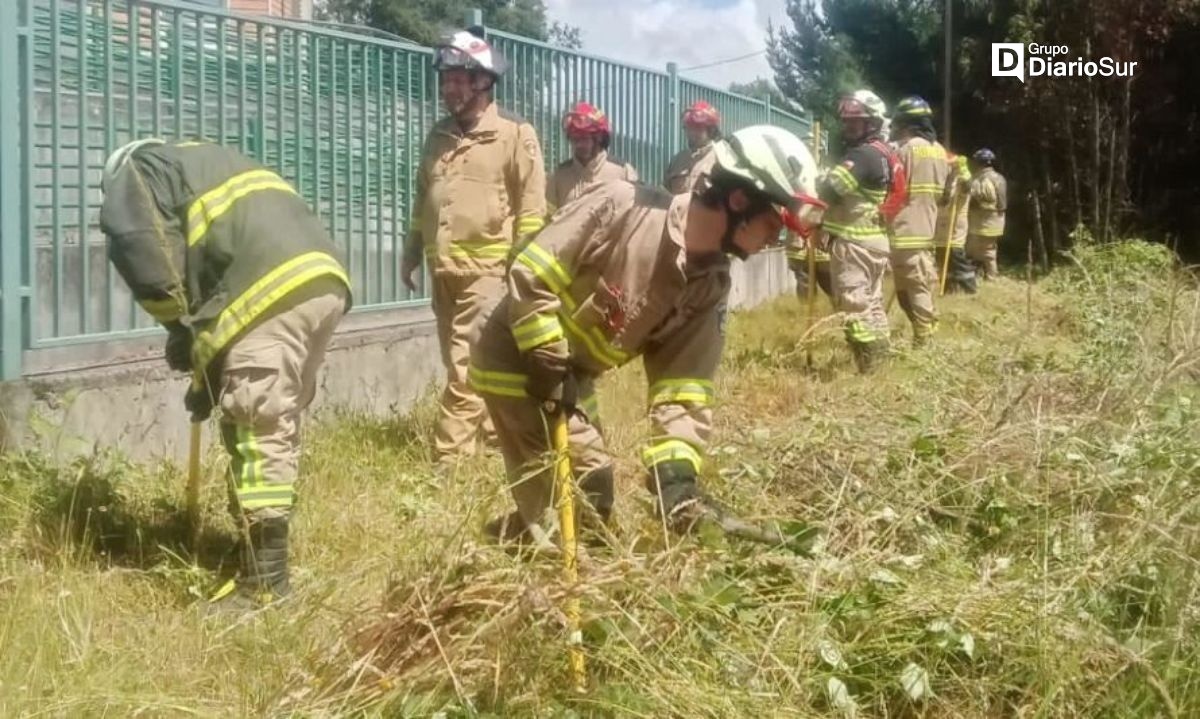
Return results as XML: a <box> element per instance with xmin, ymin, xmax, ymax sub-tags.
<box><xmin>935</xmin><ymin>152</ymin><xmax>977</xmax><ymax>294</ymax></box>
<box><xmin>820</xmin><ymin>90</ymin><xmax>894</xmax><ymax>372</ymax></box>
<box><xmin>99</xmin><ymin>139</ymin><xmax>352</xmax><ymax>610</ymax></box>
<box><xmin>400</xmin><ymin>30</ymin><xmax>547</xmax><ymax>468</ymax></box>
<box><xmin>966</xmin><ymin>148</ymin><xmax>1007</xmax><ymax>280</ymax></box>
<box><xmin>468</xmin><ymin>126</ymin><xmax>823</xmax><ymax>543</ymax></box>
<box><xmin>663</xmin><ymin>100</ymin><xmax>721</xmax><ymax>194</ymax></box>
<box><xmin>547</xmin><ymin>102</ymin><xmax>638</xmax><ymax>214</ymax></box>
<box><xmin>888</xmin><ymin>96</ymin><xmax>948</xmax><ymax>346</ymax></box>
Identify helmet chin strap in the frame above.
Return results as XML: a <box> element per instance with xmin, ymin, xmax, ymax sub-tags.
<box><xmin>720</xmin><ymin>204</ymin><xmax>751</xmax><ymax>260</ymax></box>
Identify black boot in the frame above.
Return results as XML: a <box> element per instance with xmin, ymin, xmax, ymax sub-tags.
<box><xmin>645</xmin><ymin>460</ymin><xmax>720</xmax><ymax>533</ymax></box>
<box><xmin>208</xmin><ymin>515</ymin><xmax>290</xmax><ymax>614</ymax></box>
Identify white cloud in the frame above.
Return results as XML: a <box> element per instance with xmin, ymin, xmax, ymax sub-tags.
<box><xmin>545</xmin><ymin>0</ymin><xmax>788</xmax><ymax>89</ymax></box>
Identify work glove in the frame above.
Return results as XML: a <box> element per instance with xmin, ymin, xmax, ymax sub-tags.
<box><xmin>184</xmin><ymin>383</ymin><xmax>215</xmax><ymax>423</ymax></box>
<box><xmin>524</xmin><ymin>342</ymin><xmax>577</xmax><ymax>414</ymax></box>
<box><xmin>164</xmin><ymin>321</ymin><xmax>194</xmax><ymax>373</ymax></box>
<box><xmin>183</xmin><ymin>361</ymin><xmax>222</xmax><ymax>423</ymax></box>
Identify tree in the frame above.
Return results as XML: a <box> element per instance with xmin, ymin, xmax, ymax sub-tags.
<box><xmin>315</xmin><ymin>0</ymin><xmax>578</xmax><ymax>47</ymax></box>
<box><xmin>769</xmin><ymin>0</ymin><xmax>1200</xmax><ymax>258</ymax></box>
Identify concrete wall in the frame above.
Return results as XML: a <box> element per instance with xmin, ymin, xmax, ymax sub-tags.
<box><xmin>0</xmin><ymin>250</ymin><xmax>794</xmax><ymax>462</ymax></box>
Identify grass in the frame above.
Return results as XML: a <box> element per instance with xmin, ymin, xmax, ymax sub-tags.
<box><xmin>1</xmin><ymin>239</ymin><xmax>1199</xmax><ymax>717</ymax></box>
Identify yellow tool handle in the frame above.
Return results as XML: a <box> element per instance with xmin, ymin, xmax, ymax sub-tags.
<box><xmin>940</xmin><ymin>190</ymin><xmax>960</xmax><ymax>297</ymax></box>
<box><xmin>186</xmin><ymin>420</ymin><xmax>202</xmax><ymax>554</ymax></box>
<box><xmin>550</xmin><ymin>408</ymin><xmax>586</xmax><ymax>692</ymax></box>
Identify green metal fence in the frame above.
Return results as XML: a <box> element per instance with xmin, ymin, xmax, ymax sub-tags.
<box><xmin>485</xmin><ymin>28</ymin><xmax>816</xmax><ymax>188</ymax></box>
<box><xmin>0</xmin><ymin>1</ymin><xmax>814</xmax><ymax>381</ymax></box>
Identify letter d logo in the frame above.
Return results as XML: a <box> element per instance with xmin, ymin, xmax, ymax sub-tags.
<box><xmin>992</xmin><ymin>43</ymin><xmax>1025</xmax><ymax>82</ymax></box>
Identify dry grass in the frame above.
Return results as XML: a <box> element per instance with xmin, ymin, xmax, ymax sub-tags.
<box><xmin>1</xmin><ymin>240</ymin><xmax>1198</xmax><ymax>717</ymax></box>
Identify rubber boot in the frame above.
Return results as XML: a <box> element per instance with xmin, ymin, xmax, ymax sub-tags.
<box><xmin>207</xmin><ymin>515</ymin><xmax>290</xmax><ymax>615</ymax></box>
<box><xmin>644</xmin><ymin>460</ymin><xmax>721</xmax><ymax>533</ymax></box>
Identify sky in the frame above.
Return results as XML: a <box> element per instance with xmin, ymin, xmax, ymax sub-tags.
<box><xmin>544</xmin><ymin>0</ymin><xmax>790</xmax><ymax>89</ymax></box>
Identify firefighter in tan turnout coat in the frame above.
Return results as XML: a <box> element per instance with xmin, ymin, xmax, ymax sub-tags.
<box><xmin>888</xmin><ymin>96</ymin><xmax>949</xmax><ymax>345</ymax></box>
<box><xmin>400</xmin><ymin>30</ymin><xmax>547</xmax><ymax>467</ymax></box>
<box><xmin>468</xmin><ymin>126</ymin><xmax>824</xmax><ymax>543</ymax></box>
<box><xmin>547</xmin><ymin>101</ymin><xmax>638</xmax><ymax>215</ymax></box>
<box><xmin>663</xmin><ymin>100</ymin><xmax>722</xmax><ymax>194</ymax></box>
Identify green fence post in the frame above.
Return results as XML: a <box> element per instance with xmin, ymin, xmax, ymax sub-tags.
<box><xmin>666</xmin><ymin>61</ymin><xmax>679</xmax><ymax>158</ymax></box>
<box><xmin>467</xmin><ymin>7</ymin><xmax>482</xmax><ymax>31</ymax></box>
<box><xmin>765</xmin><ymin>93</ymin><xmax>772</xmax><ymax>126</ymax></box>
<box><xmin>0</xmin><ymin>0</ymin><xmax>26</xmax><ymax>379</ymax></box>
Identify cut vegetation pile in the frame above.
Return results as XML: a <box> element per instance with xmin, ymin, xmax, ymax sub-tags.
<box><xmin>1</xmin><ymin>240</ymin><xmax>1198</xmax><ymax>717</ymax></box>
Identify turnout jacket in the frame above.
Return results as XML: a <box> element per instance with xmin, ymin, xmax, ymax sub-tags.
<box><xmin>99</xmin><ymin>140</ymin><xmax>351</xmax><ymax>378</ymax></box>
<box><xmin>935</xmin><ymin>154</ymin><xmax>971</xmax><ymax>248</ymax></box>
<box><xmin>968</xmin><ymin>166</ymin><xmax>1007</xmax><ymax>238</ymax></box>
<box><xmin>663</xmin><ymin>142</ymin><xmax>717</xmax><ymax>195</ymax></box>
<box><xmin>404</xmin><ymin>102</ymin><xmax>547</xmax><ymax>277</ymax></box>
<box><xmin>890</xmin><ymin>136</ymin><xmax>949</xmax><ymax>250</ymax></box>
<box><xmin>470</xmin><ymin>181</ymin><xmax>730</xmax><ymax>475</ymax></box>
<box><xmin>818</xmin><ymin>140</ymin><xmax>891</xmax><ymax>253</ymax></box>
<box><xmin>547</xmin><ymin>149</ymin><xmax>638</xmax><ymax>214</ymax></box>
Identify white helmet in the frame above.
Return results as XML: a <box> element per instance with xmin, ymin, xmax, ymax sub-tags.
<box><xmin>433</xmin><ymin>31</ymin><xmax>507</xmax><ymax>77</ymax></box>
<box><xmin>713</xmin><ymin>125</ymin><xmax>819</xmax><ymax>207</ymax></box>
<box><xmin>713</xmin><ymin>125</ymin><xmax>826</xmax><ymax>236</ymax></box>
<box><xmin>101</xmin><ymin>137</ymin><xmax>165</xmax><ymax>192</ymax></box>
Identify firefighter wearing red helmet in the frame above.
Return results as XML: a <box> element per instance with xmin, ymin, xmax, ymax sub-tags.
<box><xmin>663</xmin><ymin>101</ymin><xmax>721</xmax><ymax>194</ymax></box>
<box><xmin>547</xmin><ymin>102</ymin><xmax>639</xmax><ymax>214</ymax></box>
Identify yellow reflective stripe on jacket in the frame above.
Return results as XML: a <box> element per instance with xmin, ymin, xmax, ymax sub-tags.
<box><xmin>560</xmin><ymin>311</ymin><xmax>630</xmax><ymax>368</ymax></box>
<box><xmin>973</xmin><ymin>229</ymin><xmax>1004</xmax><ymax>238</ymax></box>
<box><xmin>828</xmin><ymin>165</ymin><xmax>858</xmax><ymax>194</ymax></box>
<box><xmin>912</xmin><ymin>145</ymin><xmax>945</xmax><ymax>160</ymax></box>
<box><xmin>513</xmin><ymin>313</ymin><xmax>565</xmax><ymax>352</ymax></box>
<box><xmin>447</xmin><ymin>239</ymin><xmax>511</xmax><ymax>260</ymax></box>
<box><xmin>907</xmin><ymin>183</ymin><xmax>944</xmax><ymax>196</ymax></box>
<box><xmin>515</xmin><ymin>241</ymin><xmax>630</xmax><ymax>368</ymax></box>
<box><xmin>515</xmin><ymin>242</ymin><xmax>572</xmax><ymax>296</ymax></box>
<box><xmin>642</xmin><ymin>438</ymin><xmax>703</xmax><ymax>473</ymax></box>
<box><xmin>824</xmin><ymin>221</ymin><xmax>887</xmax><ymax>240</ymax></box>
<box><xmin>193</xmin><ymin>251</ymin><xmax>348</xmax><ymax>372</ymax></box>
<box><xmin>186</xmin><ymin>169</ymin><xmax>297</xmax><ymax>247</ymax></box>
<box><xmin>467</xmin><ymin>364</ymin><xmax>528</xmax><ymax>398</ymax></box>
<box><xmin>516</xmin><ymin>215</ymin><xmax>545</xmax><ymax>237</ymax></box>
<box><xmin>786</xmin><ymin>247</ymin><xmax>831</xmax><ymax>262</ymax></box>
<box><xmin>858</xmin><ymin>186</ymin><xmax>887</xmax><ymax>203</ymax></box>
<box><xmin>139</xmin><ymin>296</ymin><xmax>185</xmax><ymax>323</ymax></box>
<box><xmin>648</xmin><ymin>378</ymin><xmax>715</xmax><ymax>407</ymax></box>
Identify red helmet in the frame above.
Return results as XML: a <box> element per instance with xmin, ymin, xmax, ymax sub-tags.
<box><xmin>563</xmin><ymin>102</ymin><xmax>610</xmax><ymax>136</ymax></box>
<box><xmin>682</xmin><ymin>100</ymin><xmax>720</xmax><ymax>128</ymax></box>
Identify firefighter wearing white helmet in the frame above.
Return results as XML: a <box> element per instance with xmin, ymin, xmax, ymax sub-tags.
<box><xmin>468</xmin><ymin>126</ymin><xmax>825</xmax><ymax>544</ymax></box>
<box><xmin>819</xmin><ymin>89</ymin><xmax>897</xmax><ymax>373</ymax></box>
<box><xmin>401</xmin><ymin>29</ymin><xmax>547</xmax><ymax>468</ymax></box>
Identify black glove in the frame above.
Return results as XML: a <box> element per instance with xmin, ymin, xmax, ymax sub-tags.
<box><xmin>164</xmin><ymin>322</ymin><xmax>193</xmax><ymax>373</ymax></box>
<box><xmin>184</xmin><ymin>383</ymin><xmax>215</xmax><ymax>423</ymax></box>
<box><xmin>525</xmin><ymin>363</ymin><xmax>579</xmax><ymax>413</ymax></box>
<box><xmin>524</xmin><ymin>343</ymin><xmax>578</xmax><ymax>413</ymax></box>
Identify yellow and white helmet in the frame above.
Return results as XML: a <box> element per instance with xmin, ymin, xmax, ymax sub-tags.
<box><xmin>712</xmin><ymin>125</ymin><xmax>826</xmax><ymax>235</ymax></box>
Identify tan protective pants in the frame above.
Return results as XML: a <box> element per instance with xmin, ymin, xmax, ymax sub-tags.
<box><xmin>830</xmin><ymin>238</ymin><xmax>890</xmax><ymax>346</ymax></box>
<box><xmin>483</xmin><ymin>377</ymin><xmax>613</xmax><ymax>530</ymax></box>
<box><xmin>890</xmin><ymin>248</ymin><xmax>937</xmax><ymax>338</ymax></box>
<box><xmin>219</xmin><ymin>281</ymin><xmax>346</xmax><ymax>519</ymax></box>
<box><xmin>788</xmin><ymin>257</ymin><xmax>834</xmax><ymax>300</ymax></box>
<box><xmin>431</xmin><ymin>273</ymin><xmax>505</xmax><ymax>463</ymax></box>
<box><xmin>966</xmin><ymin>234</ymin><xmax>1000</xmax><ymax>279</ymax></box>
